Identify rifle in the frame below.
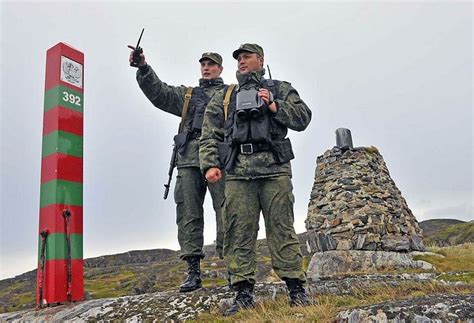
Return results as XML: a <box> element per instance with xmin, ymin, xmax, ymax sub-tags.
<box><xmin>164</xmin><ymin>143</ymin><xmax>178</xmax><ymax>199</ymax></box>
<box><xmin>129</xmin><ymin>28</ymin><xmax>145</xmax><ymax>67</ymax></box>
<box><xmin>163</xmin><ymin>87</ymin><xmax>193</xmax><ymax>200</ymax></box>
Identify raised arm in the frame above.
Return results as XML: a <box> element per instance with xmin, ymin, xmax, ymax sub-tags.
<box><xmin>136</xmin><ymin>65</ymin><xmax>188</xmax><ymax>117</ymax></box>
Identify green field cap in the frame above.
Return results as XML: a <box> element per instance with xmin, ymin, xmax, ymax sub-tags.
<box><xmin>232</xmin><ymin>43</ymin><xmax>264</xmax><ymax>59</ymax></box>
<box><xmin>199</xmin><ymin>52</ymin><xmax>223</xmax><ymax>65</ymax></box>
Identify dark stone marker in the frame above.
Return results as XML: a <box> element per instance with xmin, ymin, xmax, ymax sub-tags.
<box><xmin>336</xmin><ymin>128</ymin><xmax>353</xmax><ymax>149</ymax></box>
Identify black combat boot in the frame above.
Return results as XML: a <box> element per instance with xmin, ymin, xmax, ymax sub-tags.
<box><xmin>224</xmin><ymin>281</ymin><xmax>256</xmax><ymax>316</ymax></box>
<box><xmin>284</xmin><ymin>278</ymin><xmax>311</xmax><ymax>307</ymax></box>
<box><xmin>179</xmin><ymin>256</ymin><xmax>202</xmax><ymax>293</ymax></box>
<box><xmin>217</xmin><ymin>246</ymin><xmax>224</xmax><ymax>260</ymax></box>
<box><xmin>227</xmin><ymin>271</ymin><xmax>232</xmax><ymax>288</ymax></box>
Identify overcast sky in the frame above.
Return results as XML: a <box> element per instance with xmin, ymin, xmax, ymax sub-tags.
<box><xmin>1</xmin><ymin>1</ymin><xmax>472</xmax><ymax>279</ymax></box>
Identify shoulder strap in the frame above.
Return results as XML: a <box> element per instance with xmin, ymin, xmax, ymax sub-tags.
<box><xmin>179</xmin><ymin>86</ymin><xmax>193</xmax><ymax>132</ymax></box>
<box><xmin>223</xmin><ymin>84</ymin><xmax>236</xmax><ymax>120</ymax></box>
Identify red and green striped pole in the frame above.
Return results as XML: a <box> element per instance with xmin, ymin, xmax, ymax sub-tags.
<box><xmin>37</xmin><ymin>43</ymin><xmax>84</xmax><ymax>306</ymax></box>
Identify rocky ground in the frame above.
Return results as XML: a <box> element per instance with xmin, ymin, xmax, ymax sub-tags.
<box><xmin>0</xmin><ymin>239</ymin><xmax>292</xmax><ymax>313</ymax></box>
<box><xmin>1</xmin><ymin>224</ymin><xmax>472</xmax><ymax>320</ymax></box>
<box><xmin>337</xmin><ymin>294</ymin><xmax>473</xmax><ymax>323</ymax></box>
<box><xmin>1</xmin><ymin>273</ymin><xmax>472</xmax><ymax>322</ymax></box>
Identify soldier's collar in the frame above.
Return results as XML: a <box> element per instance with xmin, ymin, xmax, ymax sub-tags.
<box><xmin>236</xmin><ymin>69</ymin><xmax>266</xmax><ymax>88</ymax></box>
<box><xmin>199</xmin><ymin>77</ymin><xmax>224</xmax><ymax>88</ymax></box>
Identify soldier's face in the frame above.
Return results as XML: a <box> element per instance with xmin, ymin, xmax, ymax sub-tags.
<box><xmin>200</xmin><ymin>60</ymin><xmax>223</xmax><ymax>80</ymax></box>
<box><xmin>237</xmin><ymin>52</ymin><xmax>264</xmax><ymax>74</ymax></box>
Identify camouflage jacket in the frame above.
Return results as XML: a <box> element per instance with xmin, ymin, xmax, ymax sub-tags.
<box><xmin>200</xmin><ymin>69</ymin><xmax>312</xmax><ymax>180</ymax></box>
<box><xmin>136</xmin><ymin>65</ymin><xmax>226</xmax><ymax>168</ymax></box>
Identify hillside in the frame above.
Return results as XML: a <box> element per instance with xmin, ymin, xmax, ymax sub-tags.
<box><xmin>419</xmin><ymin>219</ymin><xmax>465</xmax><ymax>236</ymax></box>
<box><xmin>419</xmin><ymin>219</ymin><xmax>474</xmax><ymax>246</ymax></box>
<box><xmin>1</xmin><ymin>245</ymin><xmax>473</xmax><ymax>321</ymax></box>
<box><xmin>1</xmin><ymin>219</ymin><xmax>472</xmax><ymax>314</ymax></box>
<box><xmin>1</xmin><ymin>275</ymin><xmax>473</xmax><ymax>321</ymax></box>
<box><xmin>0</xmin><ymin>237</ymin><xmax>290</xmax><ymax>313</ymax></box>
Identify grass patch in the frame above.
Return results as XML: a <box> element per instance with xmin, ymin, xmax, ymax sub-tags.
<box><xmin>438</xmin><ymin>272</ymin><xmax>474</xmax><ymax>283</ymax></box>
<box><xmin>0</xmin><ymin>280</ymin><xmax>31</xmax><ymax>297</ymax></box>
<box><xmin>0</xmin><ymin>281</ymin><xmax>35</xmax><ymax>313</ymax></box>
<box><xmin>196</xmin><ymin>280</ymin><xmax>473</xmax><ymax>321</ymax></box>
<box><xmin>302</xmin><ymin>256</ymin><xmax>310</xmax><ymax>272</ymax></box>
<box><xmin>424</xmin><ymin>222</ymin><xmax>474</xmax><ymax>246</ymax></box>
<box><xmin>260</xmin><ymin>256</ymin><xmax>272</xmax><ymax>264</ymax></box>
<box><xmin>4</xmin><ymin>293</ymin><xmax>36</xmax><ymax>312</ymax></box>
<box><xmin>85</xmin><ymin>270</ymin><xmax>137</xmax><ymax>299</ymax></box>
<box><xmin>413</xmin><ymin>243</ymin><xmax>474</xmax><ymax>274</ymax></box>
<box><xmin>202</xmin><ymin>278</ymin><xmax>228</xmax><ymax>288</ymax></box>
<box><xmin>154</xmin><ymin>278</ymin><xmax>181</xmax><ymax>291</ymax></box>
<box><xmin>201</xmin><ymin>263</ymin><xmax>225</xmax><ymax>271</ymax></box>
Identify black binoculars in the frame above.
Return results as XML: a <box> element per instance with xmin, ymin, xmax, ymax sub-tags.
<box><xmin>236</xmin><ymin>89</ymin><xmax>265</xmax><ymax>120</ymax></box>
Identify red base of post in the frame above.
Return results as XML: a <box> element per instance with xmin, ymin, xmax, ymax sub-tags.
<box><xmin>36</xmin><ymin>259</ymin><xmax>84</xmax><ymax>305</ymax></box>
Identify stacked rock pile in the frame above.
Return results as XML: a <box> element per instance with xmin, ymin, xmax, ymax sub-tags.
<box><xmin>305</xmin><ymin>130</ymin><xmax>424</xmax><ymax>253</ymax></box>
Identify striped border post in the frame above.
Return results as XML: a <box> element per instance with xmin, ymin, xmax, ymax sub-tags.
<box><xmin>37</xmin><ymin>43</ymin><xmax>84</xmax><ymax>307</ymax></box>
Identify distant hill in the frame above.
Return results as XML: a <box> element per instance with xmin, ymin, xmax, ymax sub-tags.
<box><xmin>0</xmin><ymin>238</ymin><xmax>283</xmax><ymax>313</ymax></box>
<box><xmin>419</xmin><ymin>219</ymin><xmax>465</xmax><ymax>236</ymax></box>
<box><xmin>2</xmin><ymin>219</ymin><xmax>472</xmax><ymax>313</ymax></box>
<box><xmin>419</xmin><ymin>219</ymin><xmax>474</xmax><ymax>246</ymax></box>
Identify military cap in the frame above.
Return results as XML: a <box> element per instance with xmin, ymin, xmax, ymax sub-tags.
<box><xmin>199</xmin><ymin>52</ymin><xmax>223</xmax><ymax>66</ymax></box>
<box><xmin>232</xmin><ymin>43</ymin><xmax>264</xmax><ymax>59</ymax></box>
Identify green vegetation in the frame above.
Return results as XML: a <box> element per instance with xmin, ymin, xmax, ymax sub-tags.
<box><xmin>202</xmin><ymin>278</ymin><xmax>228</xmax><ymax>288</ymax></box>
<box><xmin>196</xmin><ymin>281</ymin><xmax>473</xmax><ymax>322</ymax></box>
<box><xmin>1</xmin><ymin>234</ymin><xmax>473</xmax><ymax>315</ymax></box>
<box><xmin>0</xmin><ymin>280</ymin><xmax>35</xmax><ymax>313</ymax></box>
<box><xmin>422</xmin><ymin>221</ymin><xmax>474</xmax><ymax>246</ymax></box>
<box><xmin>365</xmin><ymin>146</ymin><xmax>380</xmax><ymax>154</ymax></box>
<box><xmin>302</xmin><ymin>256</ymin><xmax>310</xmax><ymax>272</ymax></box>
<box><xmin>196</xmin><ymin>243</ymin><xmax>474</xmax><ymax>321</ymax></box>
<box><xmin>84</xmin><ymin>270</ymin><xmax>137</xmax><ymax>298</ymax></box>
<box><xmin>438</xmin><ymin>272</ymin><xmax>474</xmax><ymax>283</ymax></box>
<box><xmin>419</xmin><ymin>219</ymin><xmax>464</xmax><ymax>235</ymax></box>
<box><xmin>0</xmin><ymin>281</ymin><xmax>29</xmax><ymax>297</ymax></box>
<box><xmin>413</xmin><ymin>243</ymin><xmax>474</xmax><ymax>281</ymax></box>
<box><xmin>260</xmin><ymin>256</ymin><xmax>272</xmax><ymax>264</ymax></box>
<box><xmin>5</xmin><ymin>292</ymin><xmax>35</xmax><ymax>313</ymax></box>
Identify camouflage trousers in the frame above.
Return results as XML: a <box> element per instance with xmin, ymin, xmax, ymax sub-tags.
<box><xmin>223</xmin><ymin>175</ymin><xmax>306</xmax><ymax>285</ymax></box>
<box><xmin>175</xmin><ymin>167</ymin><xmax>225</xmax><ymax>259</ymax></box>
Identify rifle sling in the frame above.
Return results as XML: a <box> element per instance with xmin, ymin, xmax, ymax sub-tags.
<box><xmin>223</xmin><ymin>84</ymin><xmax>236</xmax><ymax>121</ymax></box>
<box><xmin>179</xmin><ymin>87</ymin><xmax>194</xmax><ymax>132</ymax></box>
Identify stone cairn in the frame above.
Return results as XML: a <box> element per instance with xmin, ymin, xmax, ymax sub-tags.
<box><xmin>305</xmin><ymin>129</ymin><xmax>427</xmax><ymax>278</ymax></box>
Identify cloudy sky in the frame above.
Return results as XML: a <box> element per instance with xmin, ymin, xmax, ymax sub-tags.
<box><xmin>1</xmin><ymin>1</ymin><xmax>472</xmax><ymax>279</ymax></box>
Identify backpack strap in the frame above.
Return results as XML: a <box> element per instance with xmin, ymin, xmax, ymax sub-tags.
<box><xmin>223</xmin><ymin>84</ymin><xmax>236</xmax><ymax>121</ymax></box>
<box><xmin>179</xmin><ymin>86</ymin><xmax>193</xmax><ymax>132</ymax></box>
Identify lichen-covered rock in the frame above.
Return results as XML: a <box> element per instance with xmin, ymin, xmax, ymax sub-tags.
<box><xmin>307</xmin><ymin>250</ymin><xmax>434</xmax><ymax>279</ymax></box>
<box><xmin>337</xmin><ymin>294</ymin><xmax>474</xmax><ymax>322</ymax></box>
<box><xmin>306</xmin><ymin>146</ymin><xmax>425</xmax><ymax>253</ymax></box>
<box><xmin>1</xmin><ymin>274</ymin><xmax>469</xmax><ymax>321</ymax></box>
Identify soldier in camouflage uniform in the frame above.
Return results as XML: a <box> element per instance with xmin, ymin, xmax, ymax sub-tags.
<box><xmin>200</xmin><ymin>43</ymin><xmax>312</xmax><ymax>315</ymax></box>
<box><xmin>129</xmin><ymin>49</ymin><xmax>228</xmax><ymax>293</ymax></box>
